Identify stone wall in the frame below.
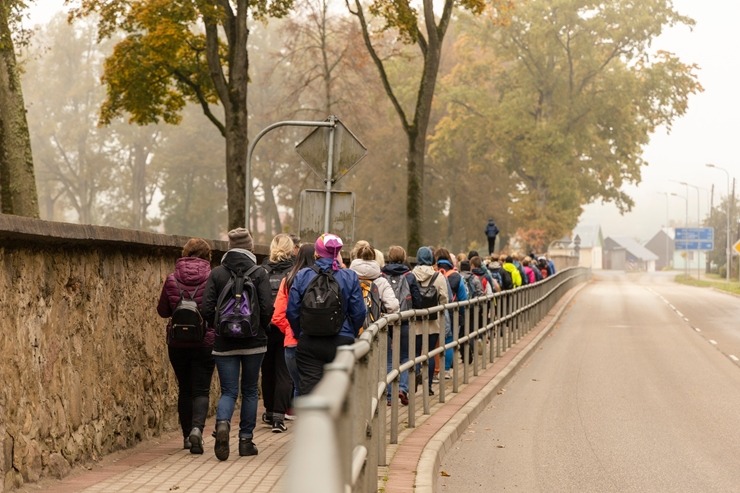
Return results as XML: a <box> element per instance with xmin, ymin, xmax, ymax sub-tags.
<box><xmin>0</xmin><ymin>215</ymin><xmax>268</xmax><ymax>492</ymax></box>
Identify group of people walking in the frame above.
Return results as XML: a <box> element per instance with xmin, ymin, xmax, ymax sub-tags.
<box><xmin>157</xmin><ymin>226</ymin><xmax>556</xmax><ymax>461</ymax></box>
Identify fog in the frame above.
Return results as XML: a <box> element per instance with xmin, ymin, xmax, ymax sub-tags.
<box><xmin>26</xmin><ymin>0</ymin><xmax>737</xmax><ymax>243</ymax></box>
<box><xmin>581</xmin><ymin>0</ymin><xmax>740</xmax><ymax>242</ymax></box>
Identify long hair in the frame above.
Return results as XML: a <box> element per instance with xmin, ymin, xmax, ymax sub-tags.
<box><xmin>286</xmin><ymin>243</ymin><xmax>316</xmax><ymax>289</ymax></box>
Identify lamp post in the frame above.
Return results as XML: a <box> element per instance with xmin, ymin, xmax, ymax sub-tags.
<box><xmin>679</xmin><ymin>181</ymin><xmax>703</xmax><ymax>280</ymax></box>
<box><xmin>658</xmin><ymin>192</ymin><xmax>671</xmax><ymax>269</ymax></box>
<box><xmin>706</xmin><ymin>163</ymin><xmax>731</xmax><ymax>282</ymax></box>
<box><xmin>671</xmin><ymin>192</ymin><xmax>689</xmax><ymax>277</ymax></box>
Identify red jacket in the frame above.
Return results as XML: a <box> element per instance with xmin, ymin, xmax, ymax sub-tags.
<box><xmin>271</xmin><ymin>278</ymin><xmax>297</xmax><ymax>347</ymax></box>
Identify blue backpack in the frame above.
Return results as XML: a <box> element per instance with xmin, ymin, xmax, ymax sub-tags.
<box><xmin>215</xmin><ymin>265</ymin><xmax>261</xmax><ymax>338</ymax></box>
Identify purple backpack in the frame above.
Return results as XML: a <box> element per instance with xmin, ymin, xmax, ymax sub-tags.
<box><xmin>215</xmin><ymin>265</ymin><xmax>261</xmax><ymax>338</ymax></box>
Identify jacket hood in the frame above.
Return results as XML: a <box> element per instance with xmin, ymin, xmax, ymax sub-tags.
<box><xmin>173</xmin><ymin>257</ymin><xmax>211</xmax><ymax>286</ymax></box>
<box><xmin>471</xmin><ymin>267</ymin><xmax>487</xmax><ymax>276</ymax></box>
<box><xmin>266</xmin><ymin>258</ymin><xmax>294</xmax><ymax>273</ymax></box>
<box><xmin>349</xmin><ymin>259</ymin><xmax>381</xmax><ymax>280</ymax></box>
<box><xmin>382</xmin><ymin>263</ymin><xmax>410</xmax><ymax>276</ymax></box>
<box><xmin>220</xmin><ymin>249</ymin><xmax>256</xmax><ymax>273</ymax></box>
<box><xmin>412</xmin><ymin>265</ymin><xmax>437</xmax><ymax>282</ymax></box>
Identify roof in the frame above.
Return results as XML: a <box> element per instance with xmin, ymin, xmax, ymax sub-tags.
<box><xmin>572</xmin><ymin>224</ymin><xmax>604</xmax><ymax>248</ymax></box>
<box><xmin>605</xmin><ymin>236</ymin><xmax>659</xmax><ymax>261</ymax></box>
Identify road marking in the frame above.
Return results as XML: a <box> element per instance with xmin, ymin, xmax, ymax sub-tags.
<box><xmin>675</xmin><ymin>310</ymin><xmax>684</xmax><ymax>318</ymax></box>
<box><xmin>694</xmin><ymin>328</ymin><xmax>702</xmax><ymax>332</ymax></box>
<box><xmin>730</xmin><ymin>355</ymin><xmax>739</xmax><ymax>362</ymax></box>
<box><xmin>709</xmin><ymin>339</ymin><xmax>718</xmax><ymax>345</ymax></box>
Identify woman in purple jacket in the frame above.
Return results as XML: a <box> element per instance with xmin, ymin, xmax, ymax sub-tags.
<box><xmin>157</xmin><ymin>238</ymin><xmax>215</xmax><ymax>455</ymax></box>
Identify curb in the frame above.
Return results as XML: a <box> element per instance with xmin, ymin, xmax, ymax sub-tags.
<box><xmin>415</xmin><ymin>282</ymin><xmax>588</xmax><ymax>493</ymax></box>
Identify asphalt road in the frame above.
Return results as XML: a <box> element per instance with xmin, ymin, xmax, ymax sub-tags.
<box><xmin>439</xmin><ymin>271</ymin><xmax>740</xmax><ymax>492</ymax></box>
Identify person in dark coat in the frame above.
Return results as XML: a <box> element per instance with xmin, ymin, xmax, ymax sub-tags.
<box><xmin>201</xmin><ymin>228</ymin><xmax>273</xmax><ymax>461</ymax></box>
<box><xmin>157</xmin><ymin>238</ymin><xmax>215</xmax><ymax>455</ymax></box>
<box><xmin>484</xmin><ymin>218</ymin><xmax>500</xmax><ymax>255</ymax></box>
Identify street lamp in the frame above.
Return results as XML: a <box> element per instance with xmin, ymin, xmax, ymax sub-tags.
<box><xmin>706</xmin><ymin>163</ymin><xmax>731</xmax><ymax>282</ymax></box>
<box><xmin>671</xmin><ymin>192</ymin><xmax>689</xmax><ymax>276</ymax></box>
<box><xmin>679</xmin><ymin>181</ymin><xmax>703</xmax><ymax>280</ymax></box>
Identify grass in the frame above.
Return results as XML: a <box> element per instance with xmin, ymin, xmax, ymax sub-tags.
<box><xmin>674</xmin><ymin>273</ymin><xmax>740</xmax><ymax>295</ymax></box>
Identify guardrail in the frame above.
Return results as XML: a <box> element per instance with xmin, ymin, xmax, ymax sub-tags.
<box><xmin>285</xmin><ymin>266</ymin><xmax>590</xmax><ymax>493</ymax></box>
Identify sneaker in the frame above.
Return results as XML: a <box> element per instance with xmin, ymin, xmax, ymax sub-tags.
<box><xmin>214</xmin><ymin>420</ymin><xmax>230</xmax><ymax>461</ymax></box>
<box><xmin>183</xmin><ymin>437</ymin><xmax>191</xmax><ymax>450</ymax></box>
<box><xmin>432</xmin><ymin>374</ymin><xmax>440</xmax><ymax>384</ymax></box>
<box><xmin>239</xmin><ymin>438</ymin><xmax>258</xmax><ymax>456</ymax></box>
<box><xmin>398</xmin><ymin>390</ymin><xmax>409</xmax><ymax>406</ymax></box>
<box><xmin>261</xmin><ymin>412</ymin><xmax>273</xmax><ymax>425</ymax></box>
<box><xmin>285</xmin><ymin>412</ymin><xmax>296</xmax><ymax>421</ymax></box>
<box><xmin>272</xmin><ymin>420</ymin><xmax>287</xmax><ymax>433</ymax></box>
<box><xmin>428</xmin><ymin>387</ymin><xmax>435</xmax><ymax>396</ymax></box>
<box><xmin>189</xmin><ymin>428</ymin><xmax>204</xmax><ymax>455</ymax></box>
<box><xmin>444</xmin><ymin>371</ymin><xmax>452</xmax><ymax>380</ymax></box>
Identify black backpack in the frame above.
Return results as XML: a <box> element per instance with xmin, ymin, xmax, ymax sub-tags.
<box><xmin>300</xmin><ymin>266</ymin><xmax>344</xmax><ymax>337</ymax></box>
<box><xmin>264</xmin><ymin>263</ymin><xmax>290</xmax><ymax>305</ymax></box>
<box><xmin>418</xmin><ymin>272</ymin><xmax>440</xmax><ymax>320</ymax></box>
<box><xmin>170</xmin><ymin>279</ymin><xmax>206</xmax><ymax>342</ymax></box>
<box><xmin>214</xmin><ymin>265</ymin><xmax>261</xmax><ymax>338</ymax></box>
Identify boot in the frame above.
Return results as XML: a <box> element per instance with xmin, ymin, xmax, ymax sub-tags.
<box><xmin>214</xmin><ymin>420</ymin><xmax>230</xmax><ymax>461</ymax></box>
<box><xmin>239</xmin><ymin>438</ymin><xmax>258</xmax><ymax>456</ymax></box>
<box><xmin>188</xmin><ymin>427</ymin><xmax>203</xmax><ymax>455</ymax></box>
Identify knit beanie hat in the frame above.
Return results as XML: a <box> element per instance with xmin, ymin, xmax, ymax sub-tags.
<box><xmin>315</xmin><ymin>233</ymin><xmax>344</xmax><ymax>270</ymax></box>
<box><xmin>228</xmin><ymin>227</ymin><xmax>253</xmax><ymax>251</ymax></box>
<box><xmin>416</xmin><ymin>246</ymin><xmax>434</xmax><ymax>266</ymax></box>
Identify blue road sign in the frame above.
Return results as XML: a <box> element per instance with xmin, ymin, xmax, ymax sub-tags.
<box><xmin>675</xmin><ymin>227</ymin><xmax>714</xmax><ymax>241</ymax></box>
<box><xmin>675</xmin><ymin>240</ymin><xmax>714</xmax><ymax>251</ymax></box>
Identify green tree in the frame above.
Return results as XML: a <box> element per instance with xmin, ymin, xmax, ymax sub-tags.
<box><xmin>347</xmin><ymin>0</ymin><xmax>512</xmax><ymax>252</ymax></box>
<box><xmin>70</xmin><ymin>0</ymin><xmax>294</xmax><ymax>231</ymax></box>
<box><xmin>0</xmin><ymin>0</ymin><xmax>39</xmax><ymax>217</ymax></box>
<box><xmin>433</xmin><ymin>0</ymin><xmax>702</xmax><ymax>247</ymax></box>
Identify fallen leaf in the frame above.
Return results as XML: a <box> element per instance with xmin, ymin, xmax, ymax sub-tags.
<box><xmin>497</xmin><ymin>445</ymin><xmax>505</xmax><ymax>448</ymax></box>
<box><xmin>441</xmin><ymin>471</ymin><xmax>451</xmax><ymax>477</ymax></box>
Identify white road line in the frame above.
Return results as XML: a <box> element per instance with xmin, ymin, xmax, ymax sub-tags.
<box><xmin>709</xmin><ymin>339</ymin><xmax>718</xmax><ymax>345</ymax></box>
<box><xmin>675</xmin><ymin>310</ymin><xmax>684</xmax><ymax>318</ymax></box>
<box><xmin>694</xmin><ymin>328</ymin><xmax>702</xmax><ymax>332</ymax></box>
<box><xmin>730</xmin><ymin>355</ymin><xmax>739</xmax><ymax>362</ymax></box>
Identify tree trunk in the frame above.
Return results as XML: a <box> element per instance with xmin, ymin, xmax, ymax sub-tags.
<box><xmin>0</xmin><ymin>5</ymin><xmax>39</xmax><ymax>218</ymax></box>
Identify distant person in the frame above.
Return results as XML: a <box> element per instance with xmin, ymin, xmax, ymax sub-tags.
<box><xmin>286</xmin><ymin>233</ymin><xmax>366</xmax><ymax>395</ymax></box>
<box><xmin>485</xmin><ymin>219</ymin><xmax>500</xmax><ymax>255</ymax></box>
<box><xmin>201</xmin><ymin>228</ymin><xmax>273</xmax><ymax>460</ymax></box>
<box><xmin>157</xmin><ymin>238</ymin><xmax>215</xmax><ymax>455</ymax></box>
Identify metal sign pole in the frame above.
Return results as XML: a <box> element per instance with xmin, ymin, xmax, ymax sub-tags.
<box><xmin>323</xmin><ymin>116</ymin><xmax>337</xmax><ymax>233</ymax></box>
<box><xmin>246</xmin><ymin>119</ymin><xmax>335</xmax><ymax>229</ymax></box>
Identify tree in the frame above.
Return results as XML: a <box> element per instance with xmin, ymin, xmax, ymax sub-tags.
<box><xmin>70</xmin><ymin>0</ymin><xmax>294</xmax><ymax>230</ymax></box>
<box><xmin>432</xmin><ymin>0</ymin><xmax>702</xmax><ymax>247</ymax></box>
<box><xmin>346</xmin><ymin>0</ymin><xmax>512</xmax><ymax>251</ymax></box>
<box><xmin>0</xmin><ymin>0</ymin><xmax>39</xmax><ymax>217</ymax></box>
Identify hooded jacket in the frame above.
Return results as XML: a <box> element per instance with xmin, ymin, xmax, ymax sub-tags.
<box><xmin>286</xmin><ymin>257</ymin><xmax>366</xmax><ymax>340</ymax></box>
<box><xmin>411</xmin><ymin>265</ymin><xmax>449</xmax><ymax>335</ymax></box>
<box><xmin>349</xmin><ymin>259</ymin><xmax>400</xmax><ymax>315</ymax></box>
<box><xmin>201</xmin><ymin>249</ymin><xmax>273</xmax><ymax>354</ymax></box>
<box><xmin>157</xmin><ymin>256</ymin><xmax>214</xmax><ymax>348</ymax></box>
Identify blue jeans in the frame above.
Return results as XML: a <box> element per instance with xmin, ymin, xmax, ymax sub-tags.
<box><xmin>387</xmin><ymin>324</ymin><xmax>410</xmax><ymax>394</ymax></box>
<box><xmin>215</xmin><ymin>353</ymin><xmax>264</xmax><ymax>439</ymax></box>
<box><xmin>284</xmin><ymin>345</ymin><xmax>300</xmax><ymax>398</ymax></box>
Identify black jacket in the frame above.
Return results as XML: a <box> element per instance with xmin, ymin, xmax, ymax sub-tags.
<box><xmin>202</xmin><ymin>250</ymin><xmax>273</xmax><ymax>352</ymax></box>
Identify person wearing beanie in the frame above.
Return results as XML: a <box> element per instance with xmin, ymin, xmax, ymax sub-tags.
<box><xmin>435</xmin><ymin>247</ymin><xmax>468</xmax><ymax>381</ymax></box>
<box><xmin>201</xmin><ymin>227</ymin><xmax>272</xmax><ymax>461</ymax></box>
<box><xmin>286</xmin><ymin>233</ymin><xmax>366</xmax><ymax>395</ymax></box>
<box><xmin>411</xmin><ymin>246</ymin><xmax>449</xmax><ymax>395</ymax></box>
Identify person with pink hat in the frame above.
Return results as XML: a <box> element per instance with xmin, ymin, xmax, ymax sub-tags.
<box><xmin>286</xmin><ymin>233</ymin><xmax>366</xmax><ymax>395</ymax></box>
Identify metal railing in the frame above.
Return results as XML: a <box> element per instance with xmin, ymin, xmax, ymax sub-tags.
<box><xmin>285</xmin><ymin>267</ymin><xmax>590</xmax><ymax>493</ymax></box>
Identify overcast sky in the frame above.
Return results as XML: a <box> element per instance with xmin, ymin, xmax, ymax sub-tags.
<box><xmin>25</xmin><ymin>1</ymin><xmax>738</xmax><ymax>242</ymax></box>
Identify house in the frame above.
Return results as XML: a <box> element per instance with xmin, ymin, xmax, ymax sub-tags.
<box><xmin>548</xmin><ymin>224</ymin><xmax>604</xmax><ymax>269</ymax></box>
<box><xmin>603</xmin><ymin>236</ymin><xmax>659</xmax><ymax>272</ymax></box>
<box><xmin>644</xmin><ymin>228</ymin><xmax>674</xmax><ymax>271</ymax></box>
